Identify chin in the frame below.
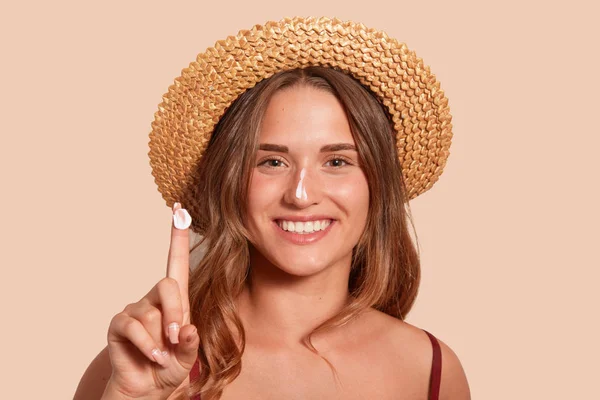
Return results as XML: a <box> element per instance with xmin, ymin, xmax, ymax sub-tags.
<box><xmin>248</xmin><ymin>229</ymin><xmax>354</xmax><ymax>278</ymax></box>
<box><xmin>280</xmin><ymin>262</ymin><xmax>329</xmax><ymax>277</ymax></box>
<box><xmin>269</xmin><ymin>248</ymin><xmax>344</xmax><ymax>276</ymax></box>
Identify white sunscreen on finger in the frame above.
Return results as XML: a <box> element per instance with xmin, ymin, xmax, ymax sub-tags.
<box><xmin>295</xmin><ymin>168</ymin><xmax>308</xmax><ymax>200</ymax></box>
<box><xmin>173</xmin><ymin>208</ymin><xmax>192</xmax><ymax>230</ymax></box>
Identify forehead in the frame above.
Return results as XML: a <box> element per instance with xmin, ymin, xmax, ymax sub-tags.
<box><xmin>259</xmin><ymin>86</ymin><xmax>354</xmax><ymax>146</ymax></box>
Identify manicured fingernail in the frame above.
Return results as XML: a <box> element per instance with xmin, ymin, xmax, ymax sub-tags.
<box><xmin>151</xmin><ymin>348</ymin><xmax>167</xmax><ymax>366</ymax></box>
<box><xmin>173</xmin><ymin>208</ymin><xmax>192</xmax><ymax>230</ymax></box>
<box><xmin>172</xmin><ymin>202</ymin><xmax>181</xmax><ymax>212</ymax></box>
<box><xmin>168</xmin><ymin>322</ymin><xmax>180</xmax><ymax>344</ymax></box>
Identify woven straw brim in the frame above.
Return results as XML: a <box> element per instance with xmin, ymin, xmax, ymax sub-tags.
<box><xmin>148</xmin><ymin>16</ymin><xmax>452</xmax><ymax>234</ymax></box>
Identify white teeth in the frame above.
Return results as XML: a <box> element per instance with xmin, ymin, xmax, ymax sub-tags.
<box><xmin>305</xmin><ymin>221</ymin><xmax>313</xmax><ymax>232</ymax></box>
<box><xmin>277</xmin><ymin>219</ymin><xmax>332</xmax><ymax>234</ymax></box>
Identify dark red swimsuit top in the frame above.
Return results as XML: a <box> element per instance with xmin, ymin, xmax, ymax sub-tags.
<box><xmin>189</xmin><ymin>329</ymin><xmax>442</xmax><ymax>400</ymax></box>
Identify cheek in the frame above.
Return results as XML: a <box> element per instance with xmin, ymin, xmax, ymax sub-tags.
<box><xmin>247</xmin><ymin>173</ymin><xmax>281</xmax><ymax>218</ymax></box>
<box><xmin>327</xmin><ymin>172</ymin><xmax>370</xmax><ymax>221</ymax></box>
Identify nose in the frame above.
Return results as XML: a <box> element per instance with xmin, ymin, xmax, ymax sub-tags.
<box><xmin>283</xmin><ymin>167</ymin><xmax>322</xmax><ymax>208</ymax></box>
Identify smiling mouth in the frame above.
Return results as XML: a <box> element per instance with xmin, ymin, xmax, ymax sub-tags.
<box><xmin>271</xmin><ymin>219</ymin><xmax>336</xmax><ymax>245</ymax></box>
<box><xmin>274</xmin><ymin>219</ymin><xmax>334</xmax><ymax>234</ymax></box>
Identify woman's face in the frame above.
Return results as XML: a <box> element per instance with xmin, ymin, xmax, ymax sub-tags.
<box><xmin>246</xmin><ymin>85</ymin><xmax>370</xmax><ymax>277</ymax></box>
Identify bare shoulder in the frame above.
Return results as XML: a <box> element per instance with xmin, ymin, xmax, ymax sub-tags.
<box><xmin>360</xmin><ymin>309</ymin><xmax>471</xmax><ymax>400</ymax></box>
<box><xmin>358</xmin><ymin>309</ymin><xmax>435</xmax><ymax>369</ymax></box>
<box><xmin>433</xmin><ymin>334</ymin><xmax>471</xmax><ymax>400</ymax></box>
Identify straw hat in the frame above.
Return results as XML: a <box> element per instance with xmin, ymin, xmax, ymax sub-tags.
<box><xmin>148</xmin><ymin>16</ymin><xmax>453</xmax><ymax>234</ymax></box>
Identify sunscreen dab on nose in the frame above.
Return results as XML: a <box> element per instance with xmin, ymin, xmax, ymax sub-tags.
<box><xmin>295</xmin><ymin>168</ymin><xmax>308</xmax><ymax>200</ymax></box>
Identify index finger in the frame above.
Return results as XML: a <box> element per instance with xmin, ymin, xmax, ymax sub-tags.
<box><xmin>167</xmin><ymin>202</ymin><xmax>191</xmax><ymax>313</ymax></box>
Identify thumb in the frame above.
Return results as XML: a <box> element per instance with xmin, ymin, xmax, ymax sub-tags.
<box><xmin>175</xmin><ymin>324</ymin><xmax>200</xmax><ymax>370</ymax></box>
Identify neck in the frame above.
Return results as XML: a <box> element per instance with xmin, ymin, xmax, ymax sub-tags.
<box><xmin>236</xmin><ymin>245</ymin><xmax>352</xmax><ymax>349</ymax></box>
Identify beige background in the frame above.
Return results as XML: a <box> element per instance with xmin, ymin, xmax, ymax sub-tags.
<box><xmin>1</xmin><ymin>0</ymin><xmax>598</xmax><ymax>398</ymax></box>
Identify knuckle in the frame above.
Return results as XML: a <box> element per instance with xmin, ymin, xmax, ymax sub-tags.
<box><xmin>137</xmin><ymin>297</ymin><xmax>151</xmax><ymax>308</ymax></box>
<box><xmin>109</xmin><ymin>313</ymin><xmax>137</xmax><ymax>337</ymax></box>
<box><xmin>159</xmin><ymin>277</ymin><xmax>179</xmax><ymax>292</ymax></box>
<box><xmin>157</xmin><ymin>278</ymin><xmax>181</xmax><ymax>302</ymax></box>
<box><xmin>121</xmin><ymin>318</ymin><xmax>137</xmax><ymax>335</ymax></box>
<box><xmin>139</xmin><ymin>307</ymin><xmax>162</xmax><ymax>325</ymax></box>
<box><xmin>122</xmin><ymin>303</ymin><xmax>136</xmax><ymax>315</ymax></box>
<box><xmin>108</xmin><ymin>313</ymin><xmax>124</xmax><ymax>331</ymax></box>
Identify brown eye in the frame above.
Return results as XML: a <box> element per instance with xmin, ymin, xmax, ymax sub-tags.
<box><xmin>258</xmin><ymin>157</ymin><xmax>286</xmax><ymax>168</ymax></box>
<box><xmin>325</xmin><ymin>157</ymin><xmax>352</xmax><ymax>168</ymax></box>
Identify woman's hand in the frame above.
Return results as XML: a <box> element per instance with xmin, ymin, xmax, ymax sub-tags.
<box><xmin>103</xmin><ymin>203</ymin><xmax>199</xmax><ymax>400</ymax></box>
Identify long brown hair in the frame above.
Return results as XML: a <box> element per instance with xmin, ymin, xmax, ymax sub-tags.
<box><xmin>180</xmin><ymin>66</ymin><xmax>421</xmax><ymax>399</ymax></box>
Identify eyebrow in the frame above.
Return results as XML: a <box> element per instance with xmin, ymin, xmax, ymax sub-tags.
<box><xmin>258</xmin><ymin>143</ymin><xmax>357</xmax><ymax>152</ymax></box>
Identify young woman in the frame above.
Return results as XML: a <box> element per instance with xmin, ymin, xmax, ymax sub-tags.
<box><xmin>75</xmin><ymin>18</ymin><xmax>470</xmax><ymax>400</ymax></box>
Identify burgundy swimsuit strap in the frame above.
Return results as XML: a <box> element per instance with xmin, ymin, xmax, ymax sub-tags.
<box><xmin>423</xmin><ymin>329</ymin><xmax>442</xmax><ymax>400</ymax></box>
<box><xmin>189</xmin><ymin>358</ymin><xmax>201</xmax><ymax>400</ymax></box>
<box><xmin>189</xmin><ymin>330</ymin><xmax>442</xmax><ymax>400</ymax></box>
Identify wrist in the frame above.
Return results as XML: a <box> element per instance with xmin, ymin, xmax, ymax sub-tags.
<box><xmin>101</xmin><ymin>382</ymin><xmax>163</xmax><ymax>400</ymax></box>
<box><xmin>101</xmin><ymin>385</ymin><xmax>134</xmax><ymax>400</ymax></box>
